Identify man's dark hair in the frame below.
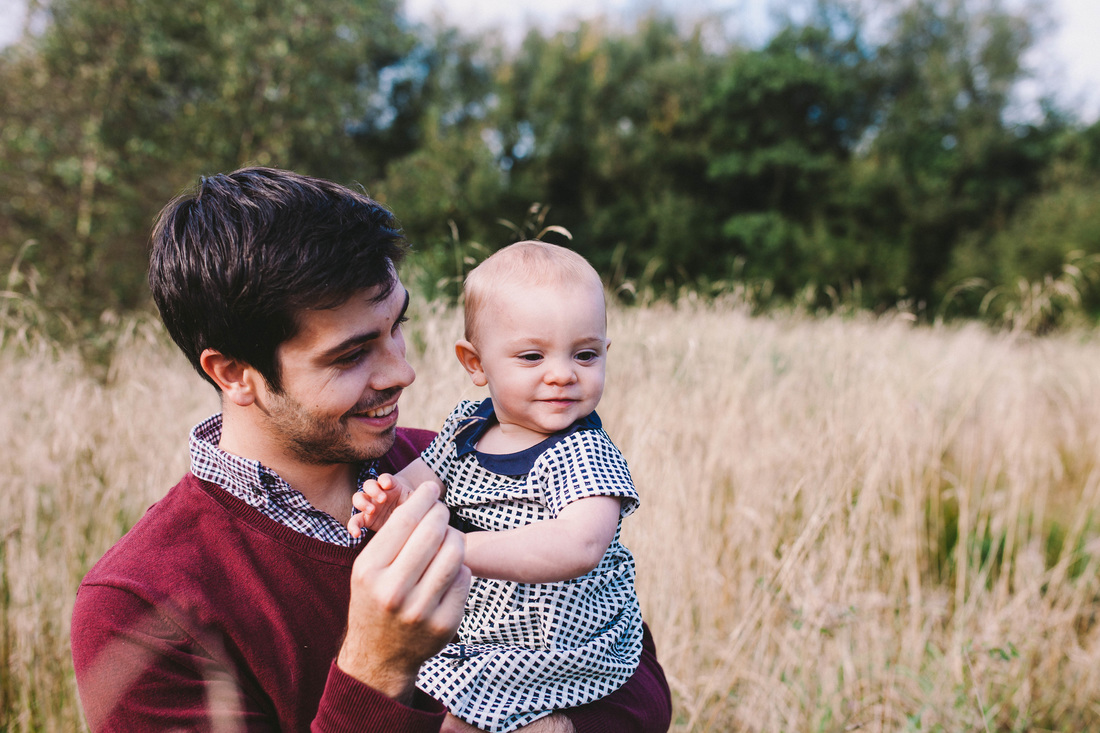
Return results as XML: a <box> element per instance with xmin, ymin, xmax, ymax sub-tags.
<box><xmin>149</xmin><ymin>167</ymin><xmax>408</xmax><ymax>392</ymax></box>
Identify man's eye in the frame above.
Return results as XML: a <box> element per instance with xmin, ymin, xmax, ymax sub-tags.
<box><xmin>336</xmin><ymin>350</ymin><xmax>365</xmax><ymax>366</ymax></box>
<box><xmin>392</xmin><ymin>316</ymin><xmax>409</xmax><ymax>334</ymax></box>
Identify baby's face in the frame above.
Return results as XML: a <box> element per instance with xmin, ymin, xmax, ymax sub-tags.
<box><xmin>473</xmin><ymin>280</ymin><xmax>608</xmax><ymax>440</ymax></box>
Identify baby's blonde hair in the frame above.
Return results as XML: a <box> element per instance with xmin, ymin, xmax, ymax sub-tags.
<box><xmin>463</xmin><ymin>240</ymin><xmax>604</xmax><ymax>344</ymax></box>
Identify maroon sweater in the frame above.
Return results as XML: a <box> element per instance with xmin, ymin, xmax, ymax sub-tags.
<box><xmin>72</xmin><ymin>428</ymin><xmax>671</xmax><ymax>732</ymax></box>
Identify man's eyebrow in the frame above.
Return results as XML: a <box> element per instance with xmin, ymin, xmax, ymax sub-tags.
<box><xmin>396</xmin><ymin>288</ymin><xmax>410</xmax><ymax>322</ymax></box>
<box><xmin>319</xmin><ymin>288</ymin><xmax>410</xmax><ymax>360</ymax></box>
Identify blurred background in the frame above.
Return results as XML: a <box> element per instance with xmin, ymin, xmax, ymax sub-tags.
<box><xmin>6</xmin><ymin>4</ymin><xmax>1100</xmax><ymax>730</ymax></box>
<box><xmin>3</xmin><ymin>0</ymin><xmax>1100</xmax><ymax>336</ymax></box>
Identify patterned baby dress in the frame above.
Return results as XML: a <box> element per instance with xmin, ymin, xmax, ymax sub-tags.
<box><xmin>416</xmin><ymin>398</ymin><xmax>643</xmax><ymax>732</ymax></box>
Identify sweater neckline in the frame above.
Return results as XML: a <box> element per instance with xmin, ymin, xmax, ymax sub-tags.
<box><xmin>186</xmin><ymin>473</ymin><xmax>365</xmax><ymax>565</ymax></box>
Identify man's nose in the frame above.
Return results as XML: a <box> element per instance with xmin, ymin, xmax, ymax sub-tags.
<box><xmin>374</xmin><ymin>336</ymin><xmax>415</xmax><ymax>390</ymax></box>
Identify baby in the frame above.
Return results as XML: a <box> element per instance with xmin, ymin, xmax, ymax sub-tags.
<box><xmin>348</xmin><ymin>240</ymin><xmax>643</xmax><ymax>732</ymax></box>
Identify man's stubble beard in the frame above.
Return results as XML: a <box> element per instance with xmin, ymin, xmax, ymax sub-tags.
<box><xmin>259</xmin><ymin>390</ymin><xmax>397</xmax><ymax>466</ymax></box>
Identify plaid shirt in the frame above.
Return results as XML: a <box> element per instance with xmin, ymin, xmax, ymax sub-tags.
<box><xmin>189</xmin><ymin>413</ymin><xmax>374</xmax><ymax>547</ymax></box>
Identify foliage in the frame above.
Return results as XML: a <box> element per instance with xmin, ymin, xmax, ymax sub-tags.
<box><xmin>702</xmin><ymin>15</ymin><xmax>882</xmax><ymax>295</ymax></box>
<box><xmin>0</xmin><ymin>0</ymin><xmax>415</xmax><ymax>320</ymax></box>
<box><xmin>1</xmin><ymin>0</ymin><xmax>1099</xmax><ymax>330</ymax></box>
<box><xmin>861</xmin><ymin>0</ymin><xmax>1061</xmax><ymax>308</ymax></box>
<box><xmin>944</xmin><ymin>119</ymin><xmax>1100</xmax><ymax>320</ymax></box>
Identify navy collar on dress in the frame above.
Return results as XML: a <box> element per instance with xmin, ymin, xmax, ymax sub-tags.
<box><xmin>454</xmin><ymin>398</ymin><xmax>602</xmax><ymax>475</ymax></box>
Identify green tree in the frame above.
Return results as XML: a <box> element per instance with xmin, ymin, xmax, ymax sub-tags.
<box><xmin>381</xmin><ymin>0</ymin><xmax>1054</xmax><ymax>310</ymax></box>
<box><xmin>943</xmin><ymin>118</ymin><xmax>1100</xmax><ymax>319</ymax></box>
<box><xmin>861</xmin><ymin>0</ymin><xmax>1053</xmax><ymax>308</ymax></box>
<box><xmin>702</xmin><ymin>9</ymin><xmax>882</xmax><ymax>296</ymax></box>
<box><xmin>365</xmin><ymin>27</ymin><xmax>509</xmax><ymax>264</ymax></box>
<box><xmin>0</xmin><ymin>0</ymin><xmax>1073</xmax><ymax>327</ymax></box>
<box><xmin>484</xmin><ymin>17</ymin><xmax>728</xmax><ymax>289</ymax></box>
<box><xmin>0</xmin><ymin>0</ymin><xmax>414</xmax><ymax>322</ymax></box>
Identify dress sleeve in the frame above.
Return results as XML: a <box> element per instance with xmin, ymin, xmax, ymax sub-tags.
<box><xmin>561</xmin><ymin>622</ymin><xmax>672</xmax><ymax>733</ymax></box>
<box><xmin>420</xmin><ymin>400</ymin><xmax>479</xmax><ymax>482</ymax></box>
<box><xmin>538</xmin><ymin>430</ymin><xmax>641</xmax><ymax>518</ymax></box>
<box><xmin>71</xmin><ymin>582</ymin><xmax>445</xmax><ymax>733</ymax></box>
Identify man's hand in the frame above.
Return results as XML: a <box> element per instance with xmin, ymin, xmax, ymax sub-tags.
<box><xmin>337</xmin><ymin>482</ymin><xmax>470</xmax><ymax>703</ymax></box>
<box><xmin>441</xmin><ymin>713</ymin><xmax>575</xmax><ymax>733</ymax></box>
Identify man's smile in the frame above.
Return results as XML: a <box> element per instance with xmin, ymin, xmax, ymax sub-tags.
<box><xmin>347</xmin><ymin>388</ymin><xmax>404</xmax><ymax>420</ymax></box>
<box><xmin>359</xmin><ymin>403</ymin><xmax>397</xmax><ymax>419</ymax></box>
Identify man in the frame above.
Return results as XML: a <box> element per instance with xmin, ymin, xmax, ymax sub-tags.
<box><xmin>71</xmin><ymin>167</ymin><xmax>672</xmax><ymax>731</ymax></box>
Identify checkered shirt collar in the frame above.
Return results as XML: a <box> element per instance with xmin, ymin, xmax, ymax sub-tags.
<box><xmin>188</xmin><ymin>413</ymin><xmax>376</xmax><ymax>547</ymax></box>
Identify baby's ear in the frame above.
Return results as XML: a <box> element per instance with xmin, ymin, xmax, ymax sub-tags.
<box><xmin>455</xmin><ymin>339</ymin><xmax>488</xmax><ymax>387</ymax></box>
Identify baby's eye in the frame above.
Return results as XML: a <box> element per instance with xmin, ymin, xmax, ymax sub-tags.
<box><xmin>518</xmin><ymin>353</ymin><xmax>543</xmax><ymax>362</ymax></box>
<box><xmin>575</xmin><ymin>350</ymin><xmax>599</xmax><ymax>363</ymax></box>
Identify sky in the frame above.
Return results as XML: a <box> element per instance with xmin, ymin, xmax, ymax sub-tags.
<box><xmin>1</xmin><ymin>0</ymin><xmax>1097</xmax><ymax>122</ymax></box>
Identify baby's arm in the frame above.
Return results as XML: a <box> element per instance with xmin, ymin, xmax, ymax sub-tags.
<box><xmin>463</xmin><ymin>495</ymin><xmax>622</xmax><ymax>583</ymax></box>
<box><xmin>348</xmin><ymin>458</ymin><xmax>443</xmax><ymax>537</ymax></box>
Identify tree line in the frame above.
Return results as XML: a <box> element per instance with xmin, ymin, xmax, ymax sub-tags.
<box><xmin>3</xmin><ymin>0</ymin><xmax>1100</xmax><ymax>333</ymax></box>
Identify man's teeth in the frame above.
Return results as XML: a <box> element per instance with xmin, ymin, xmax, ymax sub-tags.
<box><xmin>362</xmin><ymin>405</ymin><xmax>395</xmax><ymax>418</ymax></box>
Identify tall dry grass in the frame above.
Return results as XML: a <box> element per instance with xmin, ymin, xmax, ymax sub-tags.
<box><xmin>3</xmin><ymin>299</ymin><xmax>1100</xmax><ymax>731</ymax></box>
<box><xmin>0</xmin><ymin>320</ymin><xmax>218</xmax><ymax>732</ymax></box>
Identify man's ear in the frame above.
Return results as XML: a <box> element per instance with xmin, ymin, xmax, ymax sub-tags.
<box><xmin>199</xmin><ymin>349</ymin><xmax>261</xmax><ymax>407</ymax></box>
<box><xmin>454</xmin><ymin>339</ymin><xmax>488</xmax><ymax>387</ymax></box>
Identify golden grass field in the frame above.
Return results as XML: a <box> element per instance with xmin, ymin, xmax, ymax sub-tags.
<box><xmin>3</xmin><ymin>298</ymin><xmax>1100</xmax><ymax>731</ymax></box>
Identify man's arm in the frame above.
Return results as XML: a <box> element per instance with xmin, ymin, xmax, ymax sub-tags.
<box><xmin>72</xmin><ymin>583</ymin><xmax>269</xmax><ymax>731</ymax></box>
<box><xmin>72</xmin><ymin>583</ymin><xmax>452</xmax><ymax>732</ymax></box>
<box><xmin>72</xmin><ymin>483</ymin><xmax>469</xmax><ymax>733</ymax></box>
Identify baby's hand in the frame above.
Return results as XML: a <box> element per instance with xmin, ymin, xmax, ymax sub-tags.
<box><xmin>347</xmin><ymin>473</ymin><xmax>413</xmax><ymax>537</ymax></box>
